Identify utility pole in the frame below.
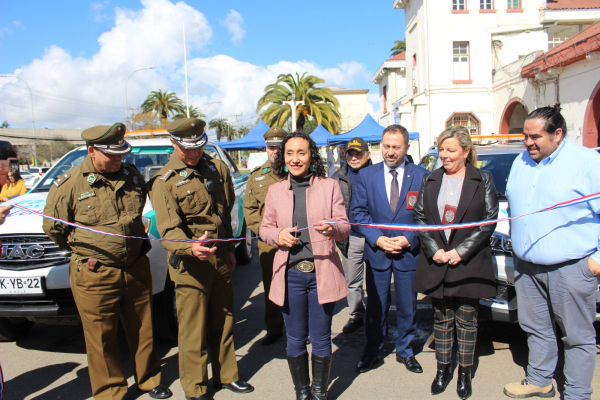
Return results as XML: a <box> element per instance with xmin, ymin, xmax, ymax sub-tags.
<box><xmin>230</xmin><ymin>113</ymin><xmax>242</xmax><ymax>164</ymax></box>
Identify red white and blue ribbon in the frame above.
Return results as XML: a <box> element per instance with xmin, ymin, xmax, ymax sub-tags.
<box><xmin>10</xmin><ymin>191</ymin><xmax>600</xmax><ymax>244</ymax></box>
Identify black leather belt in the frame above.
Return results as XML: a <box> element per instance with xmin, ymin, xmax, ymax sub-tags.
<box><xmin>288</xmin><ymin>260</ymin><xmax>315</xmax><ymax>273</ymax></box>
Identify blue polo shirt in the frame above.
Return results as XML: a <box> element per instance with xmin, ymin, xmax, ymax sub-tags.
<box><xmin>506</xmin><ymin>140</ymin><xmax>600</xmax><ymax>265</ymax></box>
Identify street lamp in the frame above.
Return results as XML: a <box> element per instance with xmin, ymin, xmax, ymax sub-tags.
<box><xmin>0</xmin><ymin>75</ymin><xmax>37</xmax><ymax>166</ymax></box>
<box><xmin>125</xmin><ymin>66</ymin><xmax>155</xmax><ymax>122</ymax></box>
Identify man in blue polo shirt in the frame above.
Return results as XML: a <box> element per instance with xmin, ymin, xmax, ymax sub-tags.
<box><xmin>504</xmin><ymin>107</ymin><xmax>600</xmax><ymax>400</ymax></box>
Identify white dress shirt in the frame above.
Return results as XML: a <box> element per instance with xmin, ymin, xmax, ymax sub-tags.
<box><xmin>383</xmin><ymin>161</ymin><xmax>405</xmax><ymax>205</ymax></box>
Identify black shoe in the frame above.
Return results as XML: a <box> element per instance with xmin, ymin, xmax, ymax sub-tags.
<box><xmin>287</xmin><ymin>353</ymin><xmax>312</xmax><ymax>400</ymax></box>
<box><xmin>311</xmin><ymin>354</ymin><xmax>333</xmax><ymax>400</ymax></box>
<box><xmin>185</xmin><ymin>395</ymin><xmax>213</xmax><ymax>400</ymax></box>
<box><xmin>342</xmin><ymin>318</ymin><xmax>364</xmax><ymax>334</ymax></box>
<box><xmin>261</xmin><ymin>333</ymin><xmax>283</xmax><ymax>346</ymax></box>
<box><xmin>148</xmin><ymin>384</ymin><xmax>173</xmax><ymax>399</ymax></box>
<box><xmin>396</xmin><ymin>355</ymin><xmax>423</xmax><ymax>373</ymax></box>
<box><xmin>213</xmin><ymin>381</ymin><xmax>254</xmax><ymax>394</ymax></box>
<box><xmin>431</xmin><ymin>363</ymin><xmax>452</xmax><ymax>395</ymax></box>
<box><xmin>357</xmin><ymin>354</ymin><xmax>381</xmax><ymax>373</ymax></box>
<box><xmin>456</xmin><ymin>365</ymin><xmax>472</xmax><ymax>399</ymax></box>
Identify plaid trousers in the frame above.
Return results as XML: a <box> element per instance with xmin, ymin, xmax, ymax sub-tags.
<box><xmin>431</xmin><ymin>297</ymin><xmax>479</xmax><ymax>367</ymax></box>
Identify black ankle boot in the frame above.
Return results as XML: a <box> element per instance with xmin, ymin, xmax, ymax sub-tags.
<box><xmin>311</xmin><ymin>354</ymin><xmax>332</xmax><ymax>400</ymax></box>
<box><xmin>456</xmin><ymin>365</ymin><xmax>472</xmax><ymax>399</ymax></box>
<box><xmin>287</xmin><ymin>353</ymin><xmax>311</xmax><ymax>400</ymax></box>
<box><xmin>431</xmin><ymin>362</ymin><xmax>452</xmax><ymax>395</ymax></box>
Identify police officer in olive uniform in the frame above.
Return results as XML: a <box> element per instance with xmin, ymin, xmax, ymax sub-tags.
<box><xmin>148</xmin><ymin>118</ymin><xmax>254</xmax><ymax>400</ymax></box>
<box><xmin>242</xmin><ymin>126</ymin><xmax>286</xmax><ymax>345</ymax></box>
<box><xmin>43</xmin><ymin>123</ymin><xmax>171</xmax><ymax>400</ymax></box>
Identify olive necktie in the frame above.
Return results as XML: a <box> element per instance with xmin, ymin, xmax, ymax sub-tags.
<box><xmin>390</xmin><ymin>169</ymin><xmax>399</xmax><ymax>213</ymax></box>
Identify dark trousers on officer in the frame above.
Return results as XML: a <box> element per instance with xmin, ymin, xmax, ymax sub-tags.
<box><xmin>258</xmin><ymin>239</ymin><xmax>284</xmax><ymax>335</ymax></box>
<box><xmin>70</xmin><ymin>255</ymin><xmax>162</xmax><ymax>400</ymax></box>
<box><xmin>171</xmin><ymin>247</ymin><xmax>239</xmax><ymax>398</ymax></box>
<box><xmin>282</xmin><ymin>266</ymin><xmax>336</xmax><ymax>357</ymax></box>
<box><xmin>431</xmin><ymin>297</ymin><xmax>479</xmax><ymax>366</ymax></box>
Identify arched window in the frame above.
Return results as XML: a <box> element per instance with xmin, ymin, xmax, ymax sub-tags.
<box><xmin>446</xmin><ymin>112</ymin><xmax>480</xmax><ymax>135</ymax></box>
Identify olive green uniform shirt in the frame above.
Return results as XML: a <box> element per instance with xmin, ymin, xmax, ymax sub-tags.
<box><xmin>42</xmin><ymin>155</ymin><xmax>147</xmax><ymax>267</ymax></box>
<box><xmin>147</xmin><ymin>152</ymin><xmax>235</xmax><ymax>255</ymax></box>
<box><xmin>243</xmin><ymin>159</ymin><xmax>283</xmax><ymax>236</ymax></box>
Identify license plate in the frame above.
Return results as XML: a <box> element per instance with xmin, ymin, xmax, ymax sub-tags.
<box><xmin>0</xmin><ymin>277</ymin><xmax>44</xmax><ymax>295</ymax></box>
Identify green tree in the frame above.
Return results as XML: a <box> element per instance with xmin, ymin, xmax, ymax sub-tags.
<box><xmin>128</xmin><ymin>111</ymin><xmax>161</xmax><ymax>131</ymax></box>
<box><xmin>256</xmin><ymin>72</ymin><xmax>341</xmax><ymax>134</ymax></box>
<box><xmin>0</xmin><ymin>120</ymin><xmax>9</xmax><ymax>128</ymax></box>
<box><xmin>209</xmin><ymin>118</ymin><xmax>230</xmax><ymax>141</ymax></box>
<box><xmin>237</xmin><ymin>125</ymin><xmax>251</xmax><ymax>137</ymax></box>
<box><xmin>390</xmin><ymin>39</ymin><xmax>406</xmax><ymax>57</ymax></box>
<box><xmin>173</xmin><ymin>104</ymin><xmax>207</xmax><ymax>120</ymax></box>
<box><xmin>140</xmin><ymin>89</ymin><xmax>183</xmax><ymax>128</ymax></box>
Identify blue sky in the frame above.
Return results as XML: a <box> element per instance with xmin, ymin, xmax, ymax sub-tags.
<box><xmin>0</xmin><ymin>0</ymin><xmax>405</xmax><ymax>129</ymax></box>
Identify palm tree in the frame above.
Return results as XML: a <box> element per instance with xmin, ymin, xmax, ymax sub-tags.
<box><xmin>256</xmin><ymin>72</ymin><xmax>341</xmax><ymax>134</ymax></box>
<box><xmin>390</xmin><ymin>39</ymin><xmax>406</xmax><ymax>57</ymax></box>
<box><xmin>209</xmin><ymin>118</ymin><xmax>231</xmax><ymax>141</ymax></box>
<box><xmin>237</xmin><ymin>125</ymin><xmax>251</xmax><ymax>137</ymax></box>
<box><xmin>172</xmin><ymin>104</ymin><xmax>206</xmax><ymax>120</ymax></box>
<box><xmin>140</xmin><ymin>89</ymin><xmax>184</xmax><ymax>128</ymax></box>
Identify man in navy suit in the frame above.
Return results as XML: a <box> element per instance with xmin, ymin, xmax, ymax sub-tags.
<box><xmin>351</xmin><ymin>124</ymin><xmax>428</xmax><ymax>374</ymax></box>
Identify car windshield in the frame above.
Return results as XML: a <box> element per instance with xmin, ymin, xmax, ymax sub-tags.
<box><xmin>477</xmin><ymin>153</ymin><xmax>519</xmax><ymax>197</ymax></box>
<box><xmin>33</xmin><ymin>145</ymin><xmax>225</xmax><ymax>192</ymax></box>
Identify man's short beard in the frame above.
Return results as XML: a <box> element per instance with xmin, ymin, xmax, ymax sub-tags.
<box><xmin>384</xmin><ymin>157</ymin><xmax>403</xmax><ymax>169</ymax></box>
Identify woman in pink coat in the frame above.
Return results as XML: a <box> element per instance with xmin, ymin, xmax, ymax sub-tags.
<box><xmin>260</xmin><ymin>131</ymin><xmax>350</xmax><ymax>400</ymax></box>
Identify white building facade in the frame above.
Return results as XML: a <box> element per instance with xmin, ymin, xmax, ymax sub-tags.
<box><xmin>325</xmin><ymin>86</ymin><xmax>370</xmax><ymax>133</ymax></box>
<box><xmin>387</xmin><ymin>0</ymin><xmax>600</xmax><ymax>158</ymax></box>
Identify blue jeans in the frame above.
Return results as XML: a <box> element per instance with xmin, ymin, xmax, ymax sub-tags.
<box><xmin>282</xmin><ymin>267</ymin><xmax>336</xmax><ymax>357</ymax></box>
<box><xmin>515</xmin><ymin>257</ymin><xmax>598</xmax><ymax>400</ymax></box>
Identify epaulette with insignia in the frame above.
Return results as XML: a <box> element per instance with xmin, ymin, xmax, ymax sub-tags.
<box><xmin>53</xmin><ymin>173</ymin><xmax>71</xmax><ymax>187</ymax></box>
<box><xmin>159</xmin><ymin>170</ymin><xmax>174</xmax><ymax>181</ymax></box>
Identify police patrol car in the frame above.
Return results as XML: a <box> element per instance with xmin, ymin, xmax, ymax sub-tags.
<box><xmin>0</xmin><ymin>139</ymin><xmax>252</xmax><ymax>341</ymax></box>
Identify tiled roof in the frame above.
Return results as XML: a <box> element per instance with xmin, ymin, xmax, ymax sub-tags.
<box><xmin>387</xmin><ymin>51</ymin><xmax>406</xmax><ymax>61</ymax></box>
<box><xmin>545</xmin><ymin>0</ymin><xmax>600</xmax><ymax>9</ymax></box>
<box><xmin>522</xmin><ymin>20</ymin><xmax>600</xmax><ymax>77</ymax></box>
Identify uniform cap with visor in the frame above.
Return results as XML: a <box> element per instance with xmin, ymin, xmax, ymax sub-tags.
<box><xmin>167</xmin><ymin>118</ymin><xmax>208</xmax><ymax>149</ymax></box>
<box><xmin>81</xmin><ymin>123</ymin><xmax>132</xmax><ymax>155</ymax></box>
<box><xmin>264</xmin><ymin>126</ymin><xmax>287</xmax><ymax>146</ymax></box>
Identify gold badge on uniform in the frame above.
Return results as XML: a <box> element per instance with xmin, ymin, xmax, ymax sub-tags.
<box><xmin>87</xmin><ymin>174</ymin><xmax>96</xmax><ymax>184</ymax></box>
<box><xmin>180</xmin><ymin>170</ymin><xmax>188</xmax><ymax>178</ymax></box>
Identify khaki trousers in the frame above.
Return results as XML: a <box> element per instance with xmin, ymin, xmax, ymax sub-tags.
<box><xmin>70</xmin><ymin>255</ymin><xmax>161</xmax><ymax>400</ymax></box>
<box><xmin>170</xmin><ymin>246</ymin><xmax>239</xmax><ymax>398</ymax></box>
<box><xmin>257</xmin><ymin>239</ymin><xmax>284</xmax><ymax>335</ymax></box>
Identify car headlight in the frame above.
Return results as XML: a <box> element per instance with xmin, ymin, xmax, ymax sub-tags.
<box><xmin>490</xmin><ymin>232</ymin><xmax>512</xmax><ymax>255</ymax></box>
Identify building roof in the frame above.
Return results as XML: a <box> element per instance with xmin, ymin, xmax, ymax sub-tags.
<box><xmin>388</xmin><ymin>51</ymin><xmax>406</xmax><ymax>61</ymax></box>
<box><xmin>545</xmin><ymin>0</ymin><xmax>600</xmax><ymax>9</ymax></box>
<box><xmin>521</xmin><ymin>19</ymin><xmax>600</xmax><ymax>77</ymax></box>
<box><xmin>325</xmin><ymin>86</ymin><xmax>369</xmax><ymax>94</ymax></box>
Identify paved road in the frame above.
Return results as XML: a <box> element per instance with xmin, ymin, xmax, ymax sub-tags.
<box><xmin>1</xmin><ymin>245</ymin><xmax>599</xmax><ymax>399</ymax></box>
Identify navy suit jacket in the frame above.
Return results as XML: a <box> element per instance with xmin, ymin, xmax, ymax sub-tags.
<box><xmin>351</xmin><ymin>161</ymin><xmax>428</xmax><ymax>271</ymax></box>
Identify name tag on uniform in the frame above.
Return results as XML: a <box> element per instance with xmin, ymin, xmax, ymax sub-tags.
<box><xmin>406</xmin><ymin>191</ymin><xmax>418</xmax><ymax>210</ymax></box>
<box><xmin>254</xmin><ymin>176</ymin><xmax>266</xmax><ymax>181</ymax></box>
<box><xmin>175</xmin><ymin>179</ymin><xmax>190</xmax><ymax>187</ymax></box>
<box><xmin>77</xmin><ymin>190</ymin><xmax>96</xmax><ymax>201</ymax></box>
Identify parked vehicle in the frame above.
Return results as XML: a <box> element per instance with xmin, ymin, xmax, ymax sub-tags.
<box><xmin>0</xmin><ymin>139</ymin><xmax>252</xmax><ymax>341</ymax></box>
<box><xmin>419</xmin><ymin>143</ymin><xmax>600</xmax><ymax>323</ymax></box>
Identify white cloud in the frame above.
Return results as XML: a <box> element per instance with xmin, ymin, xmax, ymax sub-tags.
<box><xmin>0</xmin><ymin>0</ymin><xmax>370</xmax><ymax>131</ymax></box>
<box><xmin>223</xmin><ymin>10</ymin><xmax>245</xmax><ymax>45</ymax></box>
<box><xmin>367</xmin><ymin>92</ymin><xmax>381</xmax><ymax>120</ymax></box>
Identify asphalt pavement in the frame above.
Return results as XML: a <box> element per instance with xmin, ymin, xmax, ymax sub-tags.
<box><xmin>1</xmin><ymin>244</ymin><xmax>599</xmax><ymax>399</ymax></box>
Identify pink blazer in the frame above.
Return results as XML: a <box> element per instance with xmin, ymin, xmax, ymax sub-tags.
<box><xmin>260</xmin><ymin>174</ymin><xmax>351</xmax><ymax>306</ymax></box>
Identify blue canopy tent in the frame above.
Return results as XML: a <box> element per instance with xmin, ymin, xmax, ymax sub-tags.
<box><xmin>309</xmin><ymin>124</ymin><xmax>333</xmax><ymax>147</ymax></box>
<box><xmin>327</xmin><ymin>114</ymin><xmax>419</xmax><ymax>145</ymax></box>
<box><xmin>218</xmin><ymin>120</ymin><xmax>270</xmax><ymax>150</ymax></box>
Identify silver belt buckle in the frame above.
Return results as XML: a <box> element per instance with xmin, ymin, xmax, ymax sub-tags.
<box><xmin>295</xmin><ymin>260</ymin><xmax>315</xmax><ymax>273</ymax></box>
